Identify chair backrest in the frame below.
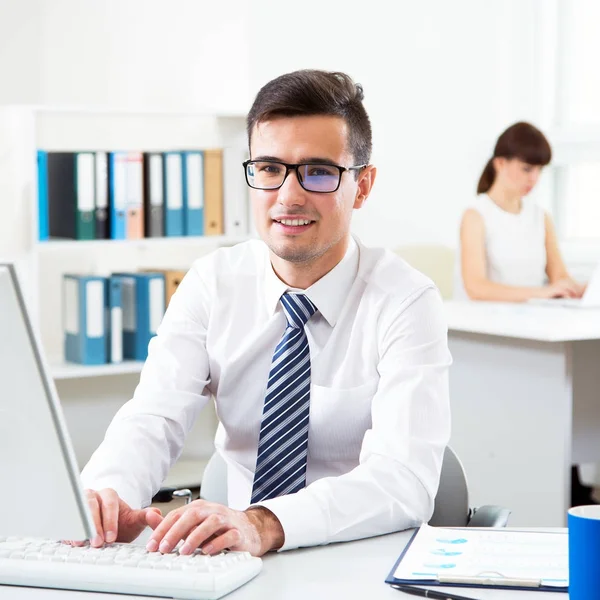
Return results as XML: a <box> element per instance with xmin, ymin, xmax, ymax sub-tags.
<box><xmin>200</xmin><ymin>446</ymin><xmax>470</xmax><ymax>527</ymax></box>
<box><xmin>199</xmin><ymin>451</ymin><xmax>228</xmax><ymax>505</ymax></box>
<box><xmin>429</xmin><ymin>446</ymin><xmax>470</xmax><ymax>527</ymax></box>
<box><xmin>393</xmin><ymin>245</ymin><xmax>455</xmax><ymax>299</ymax></box>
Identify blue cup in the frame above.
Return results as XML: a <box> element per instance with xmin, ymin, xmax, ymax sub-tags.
<box><xmin>568</xmin><ymin>505</ymin><xmax>600</xmax><ymax>600</ymax></box>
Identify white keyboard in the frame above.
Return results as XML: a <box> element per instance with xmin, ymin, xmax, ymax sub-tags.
<box><xmin>0</xmin><ymin>536</ymin><xmax>262</xmax><ymax>599</ymax></box>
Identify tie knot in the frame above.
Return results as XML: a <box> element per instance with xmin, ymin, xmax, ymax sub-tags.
<box><xmin>280</xmin><ymin>292</ymin><xmax>317</xmax><ymax>328</ymax></box>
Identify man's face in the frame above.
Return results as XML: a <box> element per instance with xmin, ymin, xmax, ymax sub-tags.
<box><xmin>249</xmin><ymin>115</ymin><xmax>369</xmax><ymax>266</ymax></box>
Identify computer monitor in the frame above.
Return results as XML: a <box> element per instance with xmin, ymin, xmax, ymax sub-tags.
<box><xmin>0</xmin><ymin>263</ymin><xmax>94</xmax><ymax>540</ymax></box>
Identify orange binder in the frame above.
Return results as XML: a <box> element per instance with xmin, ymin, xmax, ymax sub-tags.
<box><xmin>203</xmin><ymin>149</ymin><xmax>224</xmax><ymax>236</ymax></box>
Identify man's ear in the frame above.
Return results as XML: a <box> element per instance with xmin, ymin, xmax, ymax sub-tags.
<box><xmin>353</xmin><ymin>165</ymin><xmax>377</xmax><ymax>209</ymax></box>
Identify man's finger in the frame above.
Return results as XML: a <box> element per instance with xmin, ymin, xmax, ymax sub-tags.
<box><xmin>146</xmin><ymin>511</ymin><xmax>183</xmax><ymax>551</ymax></box>
<box><xmin>145</xmin><ymin>507</ymin><xmax>163</xmax><ymax>530</ymax></box>
<box><xmin>156</xmin><ymin>509</ymin><xmax>206</xmax><ymax>553</ymax></box>
<box><xmin>199</xmin><ymin>528</ymin><xmax>241</xmax><ymax>556</ymax></box>
<box><xmin>98</xmin><ymin>489</ymin><xmax>119</xmax><ymax>544</ymax></box>
<box><xmin>177</xmin><ymin>513</ymin><xmax>227</xmax><ymax>555</ymax></box>
<box><xmin>85</xmin><ymin>490</ymin><xmax>105</xmax><ymax>547</ymax></box>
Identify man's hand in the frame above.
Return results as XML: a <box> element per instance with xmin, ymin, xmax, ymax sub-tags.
<box><xmin>69</xmin><ymin>488</ymin><xmax>164</xmax><ymax>547</ymax></box>
<box><xmin>145</xmin><ymin>500</ymin><xmax>284</xmax><ymax>557</ymax></box>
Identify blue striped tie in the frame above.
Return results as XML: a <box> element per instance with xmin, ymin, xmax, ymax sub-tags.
<box><xmin>251</xmin><ymin>292</ymin><xmax>318</xmax><ymax>503</ymax></box>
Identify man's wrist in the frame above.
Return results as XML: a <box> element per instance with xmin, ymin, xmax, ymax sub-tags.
<box><xmin>244</xmin><ymin>506</ymin><xmax>285</xmax><ymax>554</ymax></box>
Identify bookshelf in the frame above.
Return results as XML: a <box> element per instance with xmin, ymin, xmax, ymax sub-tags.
<box><xmin>1</xmin><ymin>104</ymin><xmax>249</xmax><ymax>485</ymax></box>
<box><xmin>1</xmin><ymin>104</ymin><xmax>250</xmax><ymax>367</ymax></box>
<box><xmin>37</xmin><ymin>234</ymin><xmax>249</xmax><ymax>252</ymax></box>
<box><xmin>51</xmin><ymin>360</ymin><xmax>145</xmax><ymax>380</ymax></box>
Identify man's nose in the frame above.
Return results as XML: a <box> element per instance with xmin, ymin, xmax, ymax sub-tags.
<box><xmin>277</xmin><ymin>168</ymin><xmax>307</xmax><ymax>206</ymax></box>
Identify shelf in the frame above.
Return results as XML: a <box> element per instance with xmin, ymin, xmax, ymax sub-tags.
<box><xmin>36</xmin><ymin>235</ymin><xmax>249</xmax><ymax>251</ymax></box>
<box><xmin>51</xmin><ymin>360</ymin><xmax>144</xmax><ymax>380</ymax></box>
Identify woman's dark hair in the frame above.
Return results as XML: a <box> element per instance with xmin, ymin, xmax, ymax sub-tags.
<box><xmin>246</xmin><ymin>69</ymin><xmax>372</xmax><ymax>166</ymax></box>
<box><xmin>477</xmin><ymin>122</ymin><xmax>552</xmax><ymax>194</ymax></box>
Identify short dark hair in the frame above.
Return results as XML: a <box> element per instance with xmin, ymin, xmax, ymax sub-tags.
<box><xmin>247</xmin><ymin>69</ymin><xmax>372</xmax><ymax>166</ymax></box>
<box><xmin>477</xmin><ymin>122</ymin><xmax>552</xmax><ymax>194</ymax></box>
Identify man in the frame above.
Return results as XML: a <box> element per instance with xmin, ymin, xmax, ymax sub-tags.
<box><xmin>80</xmin><ymin>69</ymin><xmax>451</xmax><ymax>557</ymax></box>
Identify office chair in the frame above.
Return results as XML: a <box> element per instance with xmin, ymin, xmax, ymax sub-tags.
<box><xmin>158</xmin><ymin>446</ymin><xmax>510</xmax><ymax>528</ymax></box>
<box><xmin>393</xmin><ymin>245</ymin><xmax>455</xmax><ymax>299</ymax></box>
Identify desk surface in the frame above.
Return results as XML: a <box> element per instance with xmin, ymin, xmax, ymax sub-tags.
<box><xmin>445</xmin><ymin>300</ymin><xmax>600</xmax><ymax>342</ymax></box>
<box><xmin>5</xmin><ymin>529</ymin><xmax>566</xmax><ymax>600</ymax></box>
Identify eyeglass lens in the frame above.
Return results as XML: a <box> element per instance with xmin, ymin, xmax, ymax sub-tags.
<box><xmin>247</xmin><ymin>162</ymin><xmax>341</xmax><ymax>192</ymax></box>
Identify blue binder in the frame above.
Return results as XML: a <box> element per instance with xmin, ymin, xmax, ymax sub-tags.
<box><xmin>106</xmin><ymin>276</ymin><xmax>123</xmax><ymax>364</ymax></box>
<box><xmin>37</xmin><ymin>150</ymin><xmax>49</xmax><ymax>241</ymax></box>
<box><xmin>182</xmin><ymin>151</ymin><xmax>204</xmax><ymax>236</ymax></box>
<box><xmin>108</xmin><ymin>152</ymin><xmax>127</xmax><ymax>239</ymax></box>
<box><xmin>113</xmin><ymin>272</ymin><xmax>166</xmax><ymax>361</ymax></box>
<box><xmin>63</xmin><ymin>275</ymin><xmax>108</xmax><ymax>365</ymax></box>
<box><xmin>163</xmin><ymin>152</ymin><xmax>184</xmax><ymax>237</ymax></box>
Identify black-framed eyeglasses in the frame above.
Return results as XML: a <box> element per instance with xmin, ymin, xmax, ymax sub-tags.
<box><xmin>242</xmin><ymin>160</ymin><xmax>366</xmax><ymax>193</ymax></box>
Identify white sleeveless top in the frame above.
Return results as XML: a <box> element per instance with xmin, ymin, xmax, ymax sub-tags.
<box><xmin>454</xmin><ymin>194</ymin><xmax>547</xmax><ymax>299</ymax></box>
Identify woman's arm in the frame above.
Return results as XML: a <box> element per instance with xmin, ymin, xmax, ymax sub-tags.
<box><xmin>460</xmin><ymin>209</ymin><xmax>561</xmax><ymax>302</ymax></box>
<box><xmin>544</xmin><ymin>212</ymin><xmax>585</xmax><ymax>297</ymax></box>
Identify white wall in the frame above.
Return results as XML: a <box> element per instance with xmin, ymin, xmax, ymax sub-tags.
<box><xmin>0</xmin><ymin>0</ymin><xmax>42</xmax><ymax>103</ymax></box>
<box><xmin>249</xmin><ymin>0</ymin><xmax>546</xmax><ymax>248</ymax></box>
<box><xmin>38</xmin><ymin>0</ymin><xmax>251</xmax><ymax>114</ymax></box>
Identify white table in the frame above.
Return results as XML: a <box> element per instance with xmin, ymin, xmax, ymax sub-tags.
<box><xmin>3</xmin><ymin>529</ymin><xmax>566</xmax><ymax>600</ymax></box>
<box><xmin>445</xmin><ymin>300</ymin><xmax>600</xmax><ymax>527</ymax></box>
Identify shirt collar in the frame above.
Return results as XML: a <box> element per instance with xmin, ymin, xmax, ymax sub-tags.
<box><xmin>263</xmin><ymin>236</ymin><xmax>359</xmax><ymax>327</ymax></box>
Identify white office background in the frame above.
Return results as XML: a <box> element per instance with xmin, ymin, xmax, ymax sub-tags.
<box><xmin>0</xmin><ymin>0</ymin><xmax>599</xmax><ymax>475</ymax></box>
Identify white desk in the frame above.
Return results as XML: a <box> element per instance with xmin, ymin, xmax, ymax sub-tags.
<box><xmin>445</xmin><ymin>300</ymin><xmax>600</xmax><ymax>527</ymax></box>
<box><xmin>4</xmin><ymin>529</ymin><xmax>565</xmax><ymax>600</ymax></box>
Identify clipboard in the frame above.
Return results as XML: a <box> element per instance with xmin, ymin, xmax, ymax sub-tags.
<box><xmin>385</xmin><ymin>525</ymin><xmax>568</xmax><ymax>593</ymax></box>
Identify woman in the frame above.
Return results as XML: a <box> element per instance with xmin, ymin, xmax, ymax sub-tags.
<box><xmin>457</xmin><ymin>121</ymin><xmax>592</xmax><ymax>506</ymax></box>
<box><xmin>456</xmin><ymin>121</ymin><xmax>585</xmax><ymax>302</ymax></box>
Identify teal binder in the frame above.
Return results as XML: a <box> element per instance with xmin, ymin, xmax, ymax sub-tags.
<box><xmin>182</xmin><ymin>151</ymin><xmax>204</xmax><ymax>236</ymax></box>
<box><xmin>112</xmin><ymin>272</ymin><xmax>166</xmax><ymax>360</ymax></box>
<box><xmin>63</xmin><ymin>275</ymin><xmax>108</xmax><ymax>365</ymax></box>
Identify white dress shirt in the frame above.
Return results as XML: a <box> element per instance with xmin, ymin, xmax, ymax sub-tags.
<box><xmin>81</xmin><ymin>236</ymin><xmax>452</xmax><ymax>551</ymax></box>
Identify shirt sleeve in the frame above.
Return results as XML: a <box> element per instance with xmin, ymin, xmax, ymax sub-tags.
<box><xmin>257</xmin><ymin>286</ymin><xmax>452</xmax><ymax>550</ymax></box>
<box><xmin>80</xmin><ymin>264</ymin><xmax>213</xmax><ymax>509</ymax></box>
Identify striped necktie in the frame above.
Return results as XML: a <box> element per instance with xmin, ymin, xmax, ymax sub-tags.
<box><xmin>251</xmin><ymin>292</ymin><xmax>317</xmax><ymax>503</ymax></box>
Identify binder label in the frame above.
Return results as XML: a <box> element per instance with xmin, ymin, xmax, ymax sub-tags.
<box><xmin>77</xmin><ymin>153</ymin><xmax>95</xmax><ymax>213</ymax></box>
<box><xmin>86</xmin><ymin>280</ymin><xmax>104</xmax><ymax>337</ymax></box>
<box><xmin>64</xmin><ymin>279</ymin><xmax>79</xmax><ymax>334</ymax></box>
<box><xmin>186</xmin><ymin>153</ymin><xmax>204</xmax><ymax>209</ymax></box>
<box><xmin>126</xmin><ymin>152</ymin><xmax>143</xmax><ymax>207</ymax></box>
<box><xmin>166</xmin><ymin>154</ymin><xmax>183</xmax><ymax>209</ymax></box>
<box><xmin>150</xmin><ymin>154</ymin><xmax>164</xmax><ymax>207</ymax></box>
<box><xmin>95</xmin><ymin>152</ymin><xmax>108</xmax><ymax>209</ymax></box>
<box><xmin>110</xmin><ymin>306</ymin><xmax>123</xmax><ymax>363</ymax></box>
<box><xmin>121</xmin><ymin>277</ymin><xmax>136</xmax><ymax>332</ymax></box>
<box><xmin>113</xmin><ymin>153</ymin><xmax>127</xmax><ymax>210</ymax></box>
<box><xmin>149</xmin><ymin>278</ymin><xmax>165</xmax><ymax>334</ymax></box>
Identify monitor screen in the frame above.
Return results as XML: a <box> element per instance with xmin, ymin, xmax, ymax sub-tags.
<box><xmin>0</xmin><ymin>264</ymin><xmax>94</xmax><ymax>540</ymax></box>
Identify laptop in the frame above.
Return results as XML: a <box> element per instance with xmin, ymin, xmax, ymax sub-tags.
<box><xmin>0</xmin><ymin>263</ymin><xmax>95</xmax><ymax>540</ymax></box>
<box><xmin>530</xmin><ymin>261</ymin><xmax>600</xmax><ymax>308</ymax></box>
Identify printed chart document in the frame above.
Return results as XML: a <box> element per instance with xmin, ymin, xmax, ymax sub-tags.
<box><xmin>387</xmin><ymin>525</ymin><xmax>568</xmax><ymax>592</ymax></box>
